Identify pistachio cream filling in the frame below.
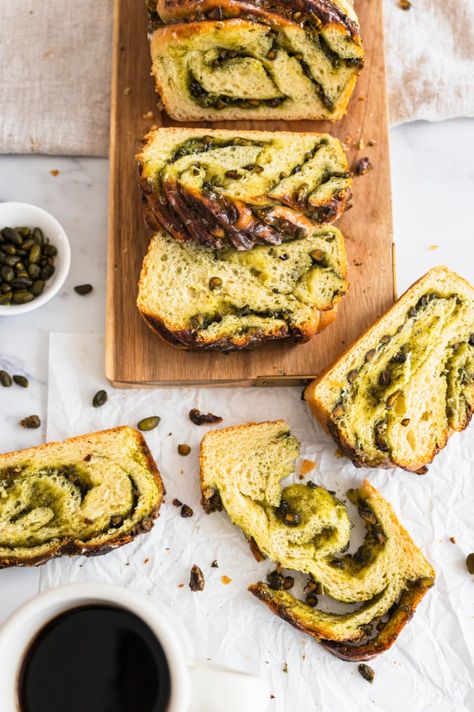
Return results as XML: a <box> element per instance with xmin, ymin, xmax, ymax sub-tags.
<box><xmin>0</xmin><ymin>456</ymin><xmax>156</xmax><ymax>553</ymax></box>
<box><xmin>329</xmin><ymin>293</ymin><xmax>474</xmax><ymax>466</ymax></box>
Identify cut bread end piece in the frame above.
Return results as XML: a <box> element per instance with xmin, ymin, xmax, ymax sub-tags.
<box><xmin>0</xmin><ymin>427</ymin><xmax>164</xmax><ymax>567</ymax></box>
<box><xmin>305</xmin><ymin>267</ymin><xmax>474</xmax><ymax>473</ymax></box>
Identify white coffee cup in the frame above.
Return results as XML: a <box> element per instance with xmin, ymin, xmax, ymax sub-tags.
<box><xmin>0</xmin><ymin>582</ymin><xmax>270</xmax><ymax>712</ymax></box>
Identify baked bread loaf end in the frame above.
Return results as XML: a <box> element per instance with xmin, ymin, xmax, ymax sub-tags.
<box><xmin>0</xmin><ymin>427</ymin><xmax>164</xmax><ymax>567</ymax></box>
<box><xmin>200</xmin><ymin>421</ymin><xmax>434</xmax><ymax>660</ymax></box>
<box><xmin>138</xmin><ymin>127</ymin><xmax>351</xmax><ymax>250</ymax></box>
<box><xmin>148</xmin><ymin>0</ymin><xmax>364</xmax><ymax>122</ymax></box>
<box><xmin>137</xmin><ymin>226</ymin><xmax>347</xmax><ymax>351</ymax></box>
<box><xmin>305</xmin><ymin>267</ymin><xmax>474</xmax><ymax>473</ymax></box>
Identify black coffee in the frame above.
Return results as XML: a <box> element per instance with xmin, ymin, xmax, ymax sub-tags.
<box><xmin>18</xmin><ymin>605</ymin><xmax>171</xmax><ymax>712</ymax></box>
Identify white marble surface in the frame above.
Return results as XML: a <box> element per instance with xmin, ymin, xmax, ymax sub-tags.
<box><xmin>0</xmin><ymin>118</ymin><xmax>473</xmax><ymax>621</ymax></box>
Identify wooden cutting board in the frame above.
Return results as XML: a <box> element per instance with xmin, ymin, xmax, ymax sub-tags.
<box><xmin>106</xmin><ymin>0</ymin><xmax>394</xmax><ymax>387</ymax></box>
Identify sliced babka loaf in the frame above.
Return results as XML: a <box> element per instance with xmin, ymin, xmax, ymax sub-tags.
<box><xmin>147</xmin><ymin>0</ymin><xmax>364</xmax><ymax>121</ymax></box>
<box><xmin>137</xmin><ymin>226</ymin><xmax>347</xmax><ymax>351</ymax></box>
<box><xmin>305</xmin><ymin>267</ymin><xmax>474</xmax><ymax>473</ymax></box>
<box><xmin>138</xmin><ymin>127</ymin><xmax>351</xmax><ymax>250</ymax></box>
<box><xmin>0</xmin><ymin>427</ymin><xmax>164</xmax><ymax>567</ymax></box>
<box><xmin>200</xmin><ymin>420</ymin><xmax>435</xmax><ymax>661</ymax></box>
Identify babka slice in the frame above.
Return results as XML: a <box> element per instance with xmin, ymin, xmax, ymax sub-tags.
<box><xmin>137</xmin><ymin>226</ymin><xmax>347</xmax><ymax>351</ymax></box>
<box><xmin>147</xmin><ymin>0</ymin><xmax>364</xmax><ymax>121</ymax></box>
<box><xmin>305</xmin><ymin>267</ymin><xmax>474</xmax><ymax>473</ymax></box>
<box><xmin>138</xmin><ymin>127</ymin><xmax>351</xmax><ymax>250</ymax></box>
<box><xmin>0</xmin><ymin>427</ymin><xmax>164</xmax><ymax>567</ymax></box>
<box><xmin>200</xmin><ymin>420</ymin><xmax>435</xmax><ymax>661</ymax></box>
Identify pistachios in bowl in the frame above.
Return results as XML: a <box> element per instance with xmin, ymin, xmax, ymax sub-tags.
<box><xmin>0</xmin><ymin>202</ymin><xmax>71</xmax><ymax>316</ymax></box>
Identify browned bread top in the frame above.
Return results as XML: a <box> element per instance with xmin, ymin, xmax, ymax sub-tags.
<box><xmin>0</xmin><ymin>427</ymin><xmax>164</xmax><ymax>568</ymax></box>
<box><xmin>138</xmin><ymin>127</ymin><xmax>351</xmax><ymax>250</ymax></box>
<box><xmin>150</xmin><ymin>0</ymin><xmax>362</xmax><ymax>42</ymax></box>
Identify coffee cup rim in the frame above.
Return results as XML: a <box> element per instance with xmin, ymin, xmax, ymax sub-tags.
<box><xmin>0</xmin><ymin>582</ymin><xmax>190</xmax><ymax>712</ymax></box>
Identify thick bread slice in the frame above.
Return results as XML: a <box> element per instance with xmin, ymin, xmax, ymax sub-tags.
<box><xmin>138</xmin><ymin>127</ymin><xmax>351</xmax><ymax>250</ymax></box>
<box><xmin>0</xmin><ymin>427</ymin><xmax>164</xmax><ymax>567</ymax></box>
<box><xmin>200</xmin><ymin>420</ymin><xmax>434</xmax><ymax>660</ymax></box>
<box><xmin>148</xmin><ymin>0</ymin><xmax>363</xmax><ymax>122</ymax></box>
<box><xmin>305</xmin><ymin>267</ymin><xmax>474</xmax><ymax>473</ymax></box>
<box><xmin>137</xmin><ymin>227</ymin><xmax>347</xmax><ymax>351</ymax></box>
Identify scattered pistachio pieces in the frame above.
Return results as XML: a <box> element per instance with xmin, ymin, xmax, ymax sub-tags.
<box><xmin>276</xmin><ymin>500</ymin><xmax>300</xmax><ymax>526</ymax></box>
<box><xmin>189</xmin><ymin>564</ymin><xmax>205</xmax><ymax>591</ymax></box>
<box><xmin>304</xmin><ymin>579</ymin><xmax>323</xmax><ymax>596</ymax></box>
<box><xmin>353</xmin><ymin>157</ymin><xmax>374</xmax><ymax>176</ymax></box>
<box><xmin>267</xmin><ymin>570</ymin><xmax>284</xmax><ymax>590</ymax></box>
<box><xmin>208</xmin><ymin>276</ymin><xmax>222</xmax><ymax>290</ymax></box>
<box><xmin>221</xmin><ymin>575</ymin><xmax>232</xmax><ymax>585</ymax></box>
<box><xmin>74</xmin><ymin>284</ymin><xmax>93</xmax><ymax>296</ymax></box>
<box><xmin>466</xmin><ymin>553</ymin><xmax>474</xmax><ymax>574</ymax></box>
<box><xmin>92</xmin><ymin>389</ymin><xmax>107</xmax><ymax>407</ymax></box>
<box><xmin>178</xmin><ymin>443</ymin><xmax>191</xmax><ymax>456</ymax></box>
<box><xmin>358</xmin><ymin>664</ymin><xmax>375</xmax><ymax>683</ymax></box>
<box><xmin>180</xmin><ymin>504</ymin><xmax>193</xmax><ymax>518</ymax></box>
<box><xmin>305</xmin><ymin>593</ymin><xmax>318</xmax><ymax>607</ymax></box>
<box><xmin>20</xmin><ymin>415</ymin><xmax>41</xmax><ymax>429</ymax></box>
<box><xmin>0</xmin><ymin>370</ymin><xmax>12</xmax><ymax>387</ymax></box>
<box><xmin>13</xmin><ymin>375</ymin><xmax>29</xmax><ymax>388</ymax></box>
<box><xmin>137</xmin><ymin>416</ymin><xmax>161</xmax><ymax>431</ymax></box>
<box><xmin>189</xmin><ymin>408</ymin><xmax>223</xmax><ymax>425</ymax></box>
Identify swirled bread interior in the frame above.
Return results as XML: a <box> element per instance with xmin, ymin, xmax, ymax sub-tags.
<box><xmin>305</xmin><ymin>267</ymin><xmax>474</xmax><ymax>472</ymax></box>
<box><xmin>0</xmin><ymin>427</ymin><xmax>163</xmax><ymax>567</ymax></box>
<box><xmin>137</xmin><ymin>226</ymin><xmax>347</xmax><ymax>351</ymax></box>
<box><xmin>148</xmin><ymin>0</ymin><xmax>363</xmax><ymax>121</ymax></box>
<box><xmin>200</xmin><ymin>420</ymin><xmax>434</xmax><ymax>660</ymax></box>
<box><xmin>138</xmin><ymin>127</ymin><xmax>351</xmax><ymax>250</ymax></box>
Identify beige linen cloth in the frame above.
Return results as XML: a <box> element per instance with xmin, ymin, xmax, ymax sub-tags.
<box><xmin>1</xmin><ymin>0</ymin><xmax>473</xmax><ymax>156</ymax></box>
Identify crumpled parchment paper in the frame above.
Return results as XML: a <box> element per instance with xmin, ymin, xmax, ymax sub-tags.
<box><xmin>41</xmin><ymin>333</ymin><xmax>474</xmax><ymax>711</ymax></box>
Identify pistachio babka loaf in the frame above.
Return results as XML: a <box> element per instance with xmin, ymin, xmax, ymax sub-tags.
<box><xmin>305</xmin><ymin>267</ymin><xmax>474</xmax><ymax>473</ymax></box>
<box><xmin>0</xmin><ymin>427</ymin><xmax>164</xmax><ymax>567</ymax></box>
<box><xmin>200</xmin><ymin>420</ymin><xmax>435</xmax><ymax>661</ymax></box>
<box><xmin>138</xmin><ymin>128</ymin><xmax>351</xmax><ymax>250</ymax></box>
<box><xmin>137</xmin><ymin>225</ymin><xmax>347</xmax><ymax>350</ymax></box>
<box><xmin>147</xmin><ymin>0</ymin><xmax>364</xmax><ymax>121</ymax></box>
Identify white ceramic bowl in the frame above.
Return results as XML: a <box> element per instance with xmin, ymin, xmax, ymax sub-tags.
<box><xmin>0</xmin><ymin>202</ymin><xmax>71</xmax><ymax>316</ymax></box>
